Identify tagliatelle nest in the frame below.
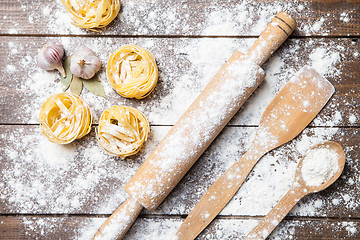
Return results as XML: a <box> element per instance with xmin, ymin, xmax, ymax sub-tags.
<box><xmin>61</xmin><ymin>0</ymin><xmax>120</xmax><ymax>30</ymax></box>
<box><xmin>107</xmin><ymin>45</ymin><xmax>159</xmax><ymax>99</ymax></box>
<box><xmin>97</xmin><ymin>106</ymin><xmax>150</xmax><ymax>158</ymax></box>
<box><xmin>39</xmin><ymin>93</ymin><xmax>92</xmax><ymax>144</ymax></box>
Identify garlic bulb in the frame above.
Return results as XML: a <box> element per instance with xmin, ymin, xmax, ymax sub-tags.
<box><xmin>36</xmin><ymin>41</ymin><xmax>66</xmax><ymax>77</ymax></box>
<box><xmin>70</xmin><ymin>46</ymin><xmax>101</xmax><ymax>79</ymax></box>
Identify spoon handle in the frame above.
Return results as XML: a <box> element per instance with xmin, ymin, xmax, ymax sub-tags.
<box><xmin>175</xmin><ymin>148</ymin><xmax>265</xmax><ymax>240</ymax></box>
<box><xmin>243</xmin><ymin>186</ymin><xmax>305</xmax><ymax>240</ymax></box>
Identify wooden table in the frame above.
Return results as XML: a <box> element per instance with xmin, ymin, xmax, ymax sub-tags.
<box><xmin>0</xmin><ymin>0</ymin><xmax>359</xmax><ymax>239</ymax></box>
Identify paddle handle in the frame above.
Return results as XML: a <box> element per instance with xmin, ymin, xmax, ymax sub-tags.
<box><xmin>93</xmin><ymin>197</ymin><xmax>143</xmax><ymax>240</ymax></box>
<box><xmin>244</xmin><ymin>187</ymin><xmax>305</xmax><ymax>240</ymax></box>
<box><xmin>246</xmin><ymin>11</ymin><xmax>296</xmax><ymax>66</ymax></box>
<box><xmin>175</xmin><ymin>148</ymin><xmax>265</xmax><ymax>240</ymax></box>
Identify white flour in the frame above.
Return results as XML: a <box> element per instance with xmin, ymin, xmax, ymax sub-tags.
<box><xmin>301</xmin><ymin>147</ymin><xmax>339</xmax><ymax>187</ymax></box>
<box><xmin>126</xmin><ymin>58</ymin><xmax>264</xmax><ymax>210</ymax></box>
<box><xmin>2</xmin><ymin>36</ymin><xmax>357</xmax><ymax>239</ymax></box>
<box><xmin>0</xmin><ymin>0</ymin><xmax>352</xmax><ymax>37</ymax></box>
<box><xmin>0</xmin><ymin>0</ymin><xmax>358</xmax><ymax>239</ymax></box>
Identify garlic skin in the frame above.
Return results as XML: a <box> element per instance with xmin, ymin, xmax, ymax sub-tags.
<box><xmin>70</xmin><ymin>46</ymin><xmax>101</xmax><ymax>79</ymax></box>
<box><xmin>36</xmin><ymin>41</ymin><xmax>66</xmax><ymax>77</ymax></box>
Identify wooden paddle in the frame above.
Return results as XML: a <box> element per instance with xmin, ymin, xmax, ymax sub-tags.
<box><xmin>244</xmin><ymin>141</ymin><xmax>345</xmax><ymax>240</ymax></box>
<box><xmin>175</xmin><ymin>66</ymin><xmax>335</xmax><ymax>240</ymax></box>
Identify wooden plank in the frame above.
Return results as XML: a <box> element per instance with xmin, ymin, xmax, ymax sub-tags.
<box><xmin>0</xmin><ymin>125</ymin><xmax>359</xmax><ymax>218</ymax></box>
<box><xmin>0</xmin><ymin>1</ymin><xmax>358</xmax><ymax>238</ymax></box>
<box><xmin>0</xmin><ymin>215</ymin><xmax>359</xmax><ymax>239</ymax></box>
<box><xmin>0</xmin><ymin>37</ymin><xmax>359</xmax><ymax>126</ymax></box>
<box><xmin>0</xmin><ymin>0</ymin><xmax>359</xmax><ymax>36</ymax></box>
<box><xmin>0</xmin><ymin>216</ymin><xmax>24</xmax><ymax>239</ymax></box>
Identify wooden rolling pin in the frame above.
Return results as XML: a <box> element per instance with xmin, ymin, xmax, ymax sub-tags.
<box><xmin>93</xmin><ymin>11</ymin><xmax>296</xmax><ymax>240</ymax></box>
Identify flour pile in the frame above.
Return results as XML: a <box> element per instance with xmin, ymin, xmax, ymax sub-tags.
<box><xmin>301</xmin><ymin>147</ymin><xmax>339</xmax><ymax>187</ymax></box>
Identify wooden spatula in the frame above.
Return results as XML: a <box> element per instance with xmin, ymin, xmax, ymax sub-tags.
<box><xmin>244</xmin><ymin>141</ymin><xmax>345</xmax><ymax>240</ymax></box>
<box><xmin>175</xmin><ymin>66</ymin><xmax>335</xmax><ymax>240</ymax></box>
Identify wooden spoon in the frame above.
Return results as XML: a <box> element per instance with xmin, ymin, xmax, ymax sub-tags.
<box><xmin>175</xmin><ymin>66</ymin><xmax>335</xmax><ymax>240</ymax></box>
<box><xmin>244</xmin><ymin>141</ymin><xmax>346</xmax><ymax>240</ymax></box>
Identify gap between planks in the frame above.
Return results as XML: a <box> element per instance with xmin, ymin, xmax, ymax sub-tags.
<box><xmin>0</xmin><ymin>34</ymin><xmax>359</xmax><ymax>39</ymax></box>
<box><xmin>1</xmin><ymin>213</ymin><xmax>360</xmax><ymax>222</ymax></box>
<box><xmin>0</xmin><ymin>124</ymin><xmax>358</xmax><ymax>129</ymax></box>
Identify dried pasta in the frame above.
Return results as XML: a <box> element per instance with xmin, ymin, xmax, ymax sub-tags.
<box><xmin>97</xmin><ymin>106</ymin><xmax>150</xmax><ymax>158</ymax></box>
<box><xmin>39</xmin><ymin>93</ymin><xmax>92</xmax><ymax>144</ymax></box>
<box><xmin>107</xmin><ymin>45</ymin><xmax>159</xmax><ymax>99</ymax></box>
<box><xmin>61</xmin><ymin>0</ymin><xmax>120</xmax><ymax>30</ymax></box>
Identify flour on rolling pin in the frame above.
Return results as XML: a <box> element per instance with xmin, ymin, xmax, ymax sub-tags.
<box><xmin>93</xmin><ymin>198</ymin><xmax>141</xmax><ymax>240</ymax></box>
<box><xmin>156</xmin><ymin>60</ymin><xmax>262</xmax><ymax>167</ymax></box>
<box><xmin>125</xmin><ymin>54</ymin><xmax>265</xmax><ymax>210</ymax></box>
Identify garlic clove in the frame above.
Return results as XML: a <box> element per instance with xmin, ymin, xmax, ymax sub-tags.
<box><xmin>70</xmin><ymin>46</ymin><xmax>102</xmax><ymax>79</ymax></box>
<box><xmin>56</xmin><ymin>64</ymin><xmax>66</xmax><ymax>78</ymax></box>
<box><xmin>36</xmin><ymin>41</ymin><xmax>66</xmax><ymax>77</ymax></box>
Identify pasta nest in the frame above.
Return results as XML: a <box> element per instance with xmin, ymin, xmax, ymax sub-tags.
<box><xmin>39</xmin><ymin>93</ymin><xmax>92</xmax><ymax>144</ymax></box>
<box><xmin>61</xmin><ymin>0</ymin><xmax>120</xmax><ymax>30</ymax></box>
<box><xmin>107</xmin><ymin>45</ymin><xmax>159</xmax><ymax>99</ymax></box>
<box><xmin>97</xmin><ymin>106</ymin><xmax>150</xmax><ymax>158</ymax></box>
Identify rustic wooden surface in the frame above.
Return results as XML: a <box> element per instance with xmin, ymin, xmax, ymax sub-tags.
<box><xmin>0</xmin><ymin>0</ymin><xmax>359</xmax><ymax>239</ymax></box>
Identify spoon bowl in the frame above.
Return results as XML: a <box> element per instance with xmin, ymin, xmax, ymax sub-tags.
<box><xmin>294</xmin><ymin>141</ymin><xmax>346</xmax><ymax>193</ymax></box>
<box><xmin>244</xmin><ymin>141</ymin><xmax>346</xmax><ymax>240</ymax></box>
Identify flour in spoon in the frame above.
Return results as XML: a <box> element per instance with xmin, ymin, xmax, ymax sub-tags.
<box><xmin>301</xmin><ymin>147</ymin><xmax>340</xmax><ymax>187</ymax></box>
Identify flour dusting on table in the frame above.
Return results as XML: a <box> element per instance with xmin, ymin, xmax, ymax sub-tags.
<box><xmin>0</xmin><ymin>0</ymin><xmax>358</xmax><ymax>239</ymax></box>
<box><xmin>0</xmin><ymin>0</ymin><xmax>351</xmax><ymax>36</ymax></box>
<box><xmin>1</xmin><ymin>36</ymin><xmax>358</xmax><ymax>238</ymax></box>
<box><xmin>1</xmin><ymin>36</ymin><xmax>352</xmax><ymax>127</ymax></box>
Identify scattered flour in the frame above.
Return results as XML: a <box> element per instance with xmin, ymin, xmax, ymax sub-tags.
<box><xmin>0</xmin><ymin>0</ymin><xmax>356</xmax><ymax>37</ymax></box>
<box><xmin>1</xmin><ymin>35</ymin><xmax>357</xmax><ymax>238</ymax></box>
<box><xmin>5</xmin><ymin>64</ymin><xmax>16</xmax><ymax>74</ymax></box>
<box><xmin>8</xmin><ymin>28</ymin><xmax>18</xmax><ymax>34</ymax></box>
<box><xmin>0</xmin><ymin>0</ymin><xmax>358</xmax><ymax>239</ymax></box>
<box><xmin>340</xmin><ymin>12</ymin><xmax>350</xmax><ymax>23</ymax></box>
<box><xmin>342</xmin><ymin>222</ymin><xmax>358</xmax><ymax>236</ymax></box>
<box><xmin>1</xmin><ymin>130</ymin><xmax>134</xmax><ymax>214</ymax></box>
<box><xmin>332</xmin><ymin>198</ymin><xmax>340</xmax><ymax>205</ymax></box>
<box><xmin>312</xmin><ymin>17</ymin><xmax>325</xmax><ymax>32</ymax></box>
<box><xmin>348</xmin><ymin>114</ymin><xmax>357</xmax><ymax>124</ymax></box>
<box><xmin>309</xmin><ymin>47</ymin><xmax>340</xmax><ymax>77</ymax></box>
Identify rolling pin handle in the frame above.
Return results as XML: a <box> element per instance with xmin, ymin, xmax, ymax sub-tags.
<box><xmin>93</xmin><ymin>197</ymin><xmax>143</xmax><ymax>240</ymax></box>
<box><xmin>246</xmin><ymin>11</ymin><xmax>296</xmax><ymax>66</ymax></box>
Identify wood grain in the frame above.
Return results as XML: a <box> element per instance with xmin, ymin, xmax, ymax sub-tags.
<box><xmin>0</xmin><ymin>125</ymin><xmax>358</xmax><ymax>218</ymax></box>
<box><xmin>0</xmin><ymin>37</ymin><xmax>358</xmax><ymax>126</ymax></box>
<box><xmin>0</xmin><ymin>0</ymin><xmax>359</xmax><ymax>37</ymax></box>
<box><xmin>0</xmin><ymin>0</ymin><xmax>359</xmax><ymax>238</ymax></box>
<box><xmin>0</xmin><ymin>216</ymin><xmax>25</xmax><ymax>239</ymax></box>
<box><xmin>0</xmin><ymin>216</ymin><xmax>359</xmax><ymax>240</ymax></box>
